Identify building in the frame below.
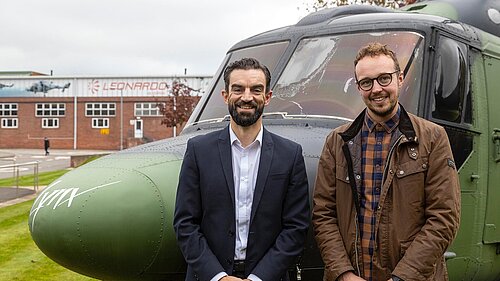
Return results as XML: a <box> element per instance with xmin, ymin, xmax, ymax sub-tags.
<box><xmin>0</xmin><ymin>75</ymin><xmax>211</xmax><ymax>150</ymax></box>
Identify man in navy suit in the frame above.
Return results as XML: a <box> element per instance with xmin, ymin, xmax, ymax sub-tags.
<box><xmin>173</xmin><ymin>58</ymin><xmax>310</xmax><ymax>281</ymax></box>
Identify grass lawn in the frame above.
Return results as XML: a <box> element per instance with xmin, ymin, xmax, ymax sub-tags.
<box><xmin>0</xmin><ymin>170</ymin><xmax>70</xmax><ymax>187</ymax></box>
<box><xmin>0</xmin><ymin>199</ymin><xmax>96</xmax><ymax>280</ymax></box>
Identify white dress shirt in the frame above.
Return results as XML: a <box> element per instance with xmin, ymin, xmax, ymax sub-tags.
<box><xmin>229</xmin><ymin>125</ymin><xmax>262</xmax><ymax>261</ymax></box>
<box><xmin>211</xmin><ymin>125</ymin><xmax>263</xmax><ymax>281</ymax></box>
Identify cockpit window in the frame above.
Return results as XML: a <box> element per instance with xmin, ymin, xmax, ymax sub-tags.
<box><xmin>431</xmin><ymin>37</ymin><xmax>471</xmax><ymax>124</ymax></box>
<box><xmin>197</xmin><ymin>41</ymin><xmax>288</xmax><ymax>121</ymax></box>
<box><xmin>195</xmin><ymin>32</ymin><xmax>424</xmax><ymax>123</ymax></box>
<box><xmin>270</xmin><ymin>32</ymin><xmax>424</xmax><ymax>119</ymax></box>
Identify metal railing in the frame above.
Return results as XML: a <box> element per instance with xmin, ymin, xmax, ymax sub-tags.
<box><xmin>0</xmin><ymin>156</ymin><xmax>16</xmax><ymax>180</ymax></box>
<box><xmin>0</xmin><ymin>161</ymin><xmax>40</xmax><ymax>192</ymax></box>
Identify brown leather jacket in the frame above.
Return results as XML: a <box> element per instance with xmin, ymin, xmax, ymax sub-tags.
<box><xmin>313</xmin><ymin>106</ymin><xmax>460</xmax><ymax>281</ymax></box>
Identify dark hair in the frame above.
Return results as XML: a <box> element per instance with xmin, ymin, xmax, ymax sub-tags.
<box><xmin>354</xmin><ymin>42</ymin><xmax>401</xmax><ymax>73</ymax></box>
<box><xmin>223</xmin><ymin>58</ymin><xmax>271</xmax><ymax>92</ymax></box>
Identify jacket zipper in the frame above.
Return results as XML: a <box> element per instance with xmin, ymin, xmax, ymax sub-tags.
<box><xmin>373</xmin><ymin>135</ymin><xmax>404</xmax><ymax>256</ymax></box>
<box><xmin>354</xmin><ymin>210</ymin><xmax>361</xmax><ymax>276</ymax></box>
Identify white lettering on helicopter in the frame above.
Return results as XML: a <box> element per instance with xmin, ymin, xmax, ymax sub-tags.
<box><xmin>30</xmin><ymin>180</ymin><xmax>121</xmax><ymax>231</ymax></box>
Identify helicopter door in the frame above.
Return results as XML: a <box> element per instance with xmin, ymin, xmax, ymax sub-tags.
<box><xmin>483</xmin><ymin>54</ymin><xmax>500</xmax><ymax>243</ymax></box>
<box><xmin>429</xmin><ymin>35</ymin><xmax>479</xmax><ymax>262</ymax></box>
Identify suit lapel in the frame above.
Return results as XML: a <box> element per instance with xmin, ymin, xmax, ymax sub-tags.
<box><xmin>251</xmin><ymin>128</ymin><xmax>274</xmax><ymax>223</ymax></box>
<box><xmin>218</xmin><ymin>127</ymin><xmax>235</xmax><ymax>207</ymax></box>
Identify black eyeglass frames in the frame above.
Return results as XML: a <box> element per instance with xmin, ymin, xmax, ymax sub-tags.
<box><xmin>356</xmin><ymin>70</ymin><xmax>400</xmax><ymax>91</ymax></box>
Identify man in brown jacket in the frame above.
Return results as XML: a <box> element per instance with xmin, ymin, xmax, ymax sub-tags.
<box><xmin>312</xmin><ymin>43</ymin><xmax>460</xmax><ymax>281</ymax></box>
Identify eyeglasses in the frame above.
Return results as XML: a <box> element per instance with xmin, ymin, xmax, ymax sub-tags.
<box><xmin>356</xmin><ymin>71</ymin><xmax>399</xmax><ymax>91</ymax></box>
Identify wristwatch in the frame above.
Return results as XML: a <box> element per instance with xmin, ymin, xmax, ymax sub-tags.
<box><xmin>392</xmin><ymin>275</ymin><xmax>404</xmax><ymax>281</ymax></box>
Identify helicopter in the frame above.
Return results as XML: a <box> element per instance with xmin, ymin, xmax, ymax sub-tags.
<box><xmin>26</xmin><ymin>80</ymin><xmax>71</xmax><ymax>94</ymax></box>
<box><xmin>28</xmin><ymin>0</ymin><xmax>500</xmax><ymax>280</ymax></box>
<box><xmin>0</xmin><ymin>83</ymin><xmax>14</xmax><ymax>89</ymax></box>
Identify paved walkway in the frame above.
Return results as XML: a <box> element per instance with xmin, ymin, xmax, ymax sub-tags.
<box><xmin>0</xmin><ymin>186</ymin><xmax>43</xmax><ymax>208</ymax></box>
<box><xmin>0</xmin><ymin>148</ymin><xmax>115</xmax><ymax>208</ymax></box>
<box><xmin>0</xmin><ymin>148</ymin><xmax>116</xmax><ymax>156</ymax></box>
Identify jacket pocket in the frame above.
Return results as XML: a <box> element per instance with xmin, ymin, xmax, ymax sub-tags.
<box><xmin>393</xmin><ymin>157</ymin><xmax>429</xmax><ymax>219</ymax></box>
<box><xmin>394</xmin><ymin>157</ymin><xmax>427</xmax><ymax>198</ymax></box>
<box><xmin>269</xmin><ymin>172</ymin><xmax>289</xmax><ymax>181</ymax></box>
<box><xmin>335</xmin><ymin>164</ymin><xmax>350</xmax><ymax>184</ymax></box>
<box><xmin>394</xmin><ymin>157</ymin><xmax>428</xmax><ymax>180</ymax></box>
<box><xmin>399</xmin><ymin>239</ymin><xmax>412</xmax><ymax>259</ymax></box>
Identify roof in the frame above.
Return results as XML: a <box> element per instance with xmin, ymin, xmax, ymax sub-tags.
<box><xmin>0</xmin><ymin>71</ymin><xmax>49</xmax><ymax>77</ymax></box>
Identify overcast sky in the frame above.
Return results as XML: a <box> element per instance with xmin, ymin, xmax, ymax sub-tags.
<box><xmin>0</xmin><ymin>0</ymin><xmax>309</xmax><ymax>77</ymax></box>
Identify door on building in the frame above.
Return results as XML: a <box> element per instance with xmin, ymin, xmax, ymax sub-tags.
<box><xmin>134</xmin><ymin>119</ymin><xmax>143</xmax><ymax>138</ymax></box>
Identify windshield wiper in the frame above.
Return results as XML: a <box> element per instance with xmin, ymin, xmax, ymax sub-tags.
<box><xmin>263</xmin><ymin>112</ymin><xmax>353</xmax><ymax>122</ymax></box>
<box><xmin>187</xmin><ymin>112</ymin><xmax>353</xmax><ymax>130</ymax></box>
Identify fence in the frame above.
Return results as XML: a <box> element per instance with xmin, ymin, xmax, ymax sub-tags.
<box><xmin>0</xmin><ymin>161</ymin><xmax>40</xmax><ymax>192</ymax></box>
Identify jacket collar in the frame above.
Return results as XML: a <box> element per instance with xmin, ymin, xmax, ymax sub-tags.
<box><xmin>339</xmin><ymin>104</ymin><xmax>417</xmax><ymax>142</ymax></box>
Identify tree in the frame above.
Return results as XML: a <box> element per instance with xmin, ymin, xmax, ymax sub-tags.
<box><xmin>158</xmin><ymin>80</ymin><xmax>201</xmax><ymax>136</ymax></box>
<box><xmin>305</xmin><ymin>0</ymin><xmax>417</xmax><ymax>12</ymax></box>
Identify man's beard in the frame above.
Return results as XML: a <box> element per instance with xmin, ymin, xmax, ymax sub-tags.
<box><xmin>366</xmin><ymin>91</ymin><xmax>399</xmax><ymax>119</ymax></box>
<box><xmin>369</xmin><ymin>100</ymin><xmax>397</xmax><ymax>118</ymax></box>
<box><xmin>228</xmin><ymin>100</ymin><xmax>264</xmax><ymax>127</ymax></box>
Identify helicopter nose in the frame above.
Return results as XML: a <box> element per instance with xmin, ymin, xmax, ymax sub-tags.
<box><xmin>28</xmin><ymin>166</ymin><xmax>172</xmax><ymax>279</ymax></box>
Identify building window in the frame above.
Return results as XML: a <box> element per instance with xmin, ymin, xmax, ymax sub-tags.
<box><xmin>86</xmin><ymin>103</ymin><xmax>116</xmax><ymax>116</ymax></box>
<box><xmin>0</xmin><ymin>103</ymin><xmax>18</xmax><ymax>116</ymax></box>
<box><xmin>135</xmin><ymin>102</ymin><xmax>162</xmax><ymax>116</ymax></box>
<box><xmin>42</xmin><ymin>118</ymin><xmax>59</xmax><ymax>128</ymax></box>
<box><xmin>36</xmin><ymin>103</ymin><xmax>65</xmax><ymax>117</ymax></box>
<box><xmin>92</xmin><ymin>118</ymin><xmax>109</xmax><ymax>128</ymax></box>
<box><xmin>1</xmin><ymin>118</ymin><xmax>18</xmax><ymax>128</ymax></box>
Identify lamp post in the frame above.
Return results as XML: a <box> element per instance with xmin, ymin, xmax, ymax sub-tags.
<box><xmin>173</xmin><ymin>93</ymin><xmax>177</xmax><ymax>137</ymax></box>
<box><xmin>120</xmin><ymin>89</ymin><xmax>123</xmax><ymax>150</ymax></box>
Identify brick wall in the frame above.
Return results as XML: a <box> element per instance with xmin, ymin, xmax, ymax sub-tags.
<box><xmin>0</xmin><ymin>96</ymin><xmax>198</xmax><ymax>150</ymax></box>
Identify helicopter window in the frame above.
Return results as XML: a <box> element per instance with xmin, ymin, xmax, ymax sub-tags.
<box><xmin>269</xmin><ymin>32</ymin><xmax>424</xmax><ymax>119</ymax></box>
<box><xmin>197</xmin><ymin>41</ymin><xmax>289</xmax><ymax>121</ymax></box>
<box><xmin>431</xmin><ymin>37</ymin><xmax>470</xmax><ymax>124</ymax></box>
<box><xmin>444</xmin><ymin>126</ymin><xmax>473</xmax><ymax>170</ymax></box>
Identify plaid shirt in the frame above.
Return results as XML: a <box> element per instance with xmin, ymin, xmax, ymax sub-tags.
<box><xmin>359</xmin><ymin>109</ymin><xmax>400</xmax><ymax>281</ymax></box>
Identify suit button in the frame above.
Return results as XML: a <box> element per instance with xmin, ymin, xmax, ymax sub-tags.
<box><xmin>226</xmin><ymin>258</ymin><xmax>232</xmax><ymax>265</ymax></box>
<box><xmin>228</xmin><ymin>230</ymin><xmax>234</xmax><ymax>237</ymax></box>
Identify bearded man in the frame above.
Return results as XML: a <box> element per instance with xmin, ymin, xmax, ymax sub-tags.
<box><xmin>174</xmin><ymin>58</ymin><xmax>310</xmax><ymax>281</ymax></box>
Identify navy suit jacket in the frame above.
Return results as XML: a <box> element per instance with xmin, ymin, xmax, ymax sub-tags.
<box><xmin>173</xmin><ymin>126</ymin><xmax>310</xmax><ymax>281</ymax></box>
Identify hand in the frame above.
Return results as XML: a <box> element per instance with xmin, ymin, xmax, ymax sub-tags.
<box><xmin>219</xmin><ymin>276</ymin><xmax>244</xmax><ymax>281</ymax></box>
<box><xmin>338</xmin><ymin>271</ymin><xmax>366</xmax><ymax>281</ymax></box>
